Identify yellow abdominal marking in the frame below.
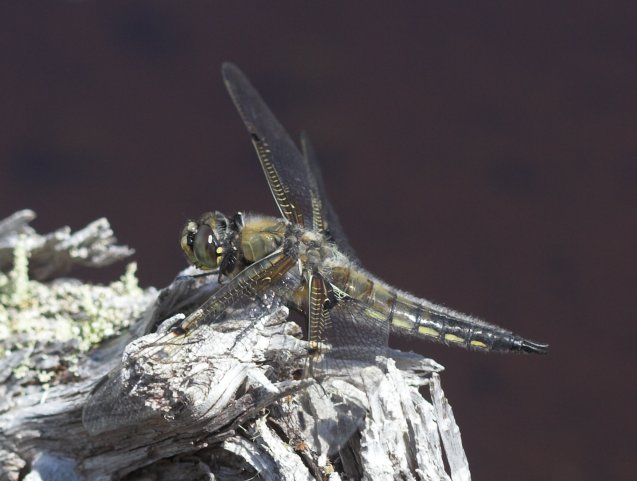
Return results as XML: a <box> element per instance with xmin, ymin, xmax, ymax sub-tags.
<box><xmin>366</xmin><ymin>308</ymin><xmax>389</xmax><ymax>322</ymax></box>
<box><xmin>470</xmin><ymin>340</ymin><xmax>488</xmax><ymax>349</ymax></box>
<box><xmin>444</xmin><ymin>333</ymin><xmax>464</xmax><ymax>344</ymax></box>
<box><xmin>391</xmin><ymin>317</ymin><xmax>413</xmax><ymax>329</ymax></box>
<box><xmin>418</xmin><ymin>326</ymin><xmax>439</xmax><ymax>338</ymax></box>
<box><xmin>216</xmin><ymin>247</ymin><xmax>223</xmax><ymax>254</ymax></box>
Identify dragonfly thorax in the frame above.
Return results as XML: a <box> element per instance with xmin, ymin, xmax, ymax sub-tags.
<box><xmin>180</xmin><ymin>211</ymin><xmax>244</xmax><ymax>276</ymax></box>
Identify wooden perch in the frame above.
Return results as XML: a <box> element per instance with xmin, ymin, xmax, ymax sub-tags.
<box><xmin>0</xmin><ymin>210</ymin><xmax>134</xmax><ymax>282</ymax></box>
<box><xmin>0</xmin><ymin>212</ymin><xmax>471</xmax><ymax>481</ymax></box>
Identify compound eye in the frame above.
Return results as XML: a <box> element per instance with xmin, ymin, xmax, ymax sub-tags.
<box><xmin>193</xmin><ymin>223</ymin><xmax>219</xmax><ymax>268</ymax></box>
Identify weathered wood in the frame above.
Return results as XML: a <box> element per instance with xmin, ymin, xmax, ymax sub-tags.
<box><xmin>0</xmin><ymin>212</ymin><xmax>471</xmax><ymax>481</ymax></box>
<box><xmin>0</xmin><ymin>210</ymin><xmax>134</xmax><ymax>281</ymax></box>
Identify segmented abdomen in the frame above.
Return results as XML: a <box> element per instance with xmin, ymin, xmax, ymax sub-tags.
<box><xmin>329</xmin><ymin>266</ymin><xmax>547</xmax><ymax>354</ymax></box>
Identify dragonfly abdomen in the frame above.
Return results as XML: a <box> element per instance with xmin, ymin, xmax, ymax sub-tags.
<box><xmin>331</xmin><ymin>266</ymin><xmax>547</xmax><ymax>354</ymax></box>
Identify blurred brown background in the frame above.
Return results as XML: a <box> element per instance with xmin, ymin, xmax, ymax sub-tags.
<box><xmin>1</xmin><ymin>2</ymin><xmax>634</xmax><ymax>480</ymax></box>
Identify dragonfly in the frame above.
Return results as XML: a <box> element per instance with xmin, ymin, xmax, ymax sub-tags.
<box><xmin>83</xmin><ymin>63</ymin><xmax>547</xmax><ymax>444</ymax></box>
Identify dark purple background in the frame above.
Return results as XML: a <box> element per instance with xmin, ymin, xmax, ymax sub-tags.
<box><xmin>1</xmin><ymin>2</ymin><xmax>634</xmax><ymax>480</ymax></box>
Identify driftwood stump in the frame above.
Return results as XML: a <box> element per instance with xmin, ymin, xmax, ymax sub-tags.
<box><xmin>0</xmin><ymin>211</ymin><xmax>470</xmax><ymax>481</ymax></box>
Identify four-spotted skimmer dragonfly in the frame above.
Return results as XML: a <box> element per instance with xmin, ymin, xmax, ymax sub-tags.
<box><xmin>83</xmin><ymin>63</ymin><xmax>547</xmax><ymax>440</ymax></box>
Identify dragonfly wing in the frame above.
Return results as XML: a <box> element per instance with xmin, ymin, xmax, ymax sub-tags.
<box><xmin>83</xmin><ymin>250</ymin><xmax>298</xmax><ymax>434</ymax></box>
<box><xmin>318</xmin><ymin>287</ymin><xmax>390</xmax><ymax>373</ymax></box>
<box><xmin>83</xmin><ymin>358</ymin><xmax>164</xmax><ymax>435</ymax></box>
<box><xmin>304</xmin><ymin>270</ymin><xmax>392</xmax><ymax>377</ymax></box>
<box><xmin>300</xmin><ymin>132</ymin><xmax>361</xmax><ymax>264</ymax></box>
<box><xmin>179</xmin><ymin>249</ymin><xmax>297</xmax><ymax>332</ymax></box>
<box><xmin>295</xmin><ymin>284</ymin><xmax>390</xmax><ymax>454</ymax></box>
<box><xmin>306</xmin><ymin>270</ymin><xmax>331</xmax><ymax>348</ymax></box>
<box><xmin>222</xmin><ymin>63</ymin><xmax>315</xmax><ymax>228</ymax></box>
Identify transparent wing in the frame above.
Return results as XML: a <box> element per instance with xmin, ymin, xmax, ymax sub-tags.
<box><xmin>222</xmin><ymin>63</ymin><xmax>320</xmax><ymax>231</ymax></box>
<box><xmin>300</xmin><ymin>132</ymin><xmax>361</xmax><ymax>264</ymax></box>
<box><xmin>82</xmin><ymin>348</ymin><xmax>171</xmax><ymax>434</ymax></box>
<box><xmin>83</xmin><ymin>250</ymin><xmax>297</xmax><ymax>434</ymax></box>
<box><xmin>315</xmin><ymin>287</ymin><xmax>390</xmax><ymax>376</ymax></box>
<box><xmin>299</xmin><ymin>285</ymin><xmax>390</xmax><ymax>454</ymax></box>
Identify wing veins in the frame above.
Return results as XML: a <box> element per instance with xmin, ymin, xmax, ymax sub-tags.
<box><xmin>181</xmin><ymin>249</ymin><xmax>296</xmax><ymax>332</ymax></box>
<box><xmin>222</xmin><ymin>63</ymin><xmax>314</xmax><ymax>229</ymax></box>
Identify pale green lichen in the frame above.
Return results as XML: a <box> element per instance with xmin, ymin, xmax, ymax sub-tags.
<box><xmin>12</xmin><ymin>362</ymin><xmax>30</xmax><ymax>380</ymax></box>
<box><xmin>0</xmin><ymin>303</ymin><xmax>8</xmax><ymax>340</ymax></box>
<box><xmin>0</xmin><ymin>235</ymin><xmax>32</xmax><ymax>311</ymax></box>
<box><xmin>72</xmin><ymin>265</ymin><xmax>148</xmax><ymax>352</ymax></box>
<box><xmin>0</xmin><ymin>239</ymin><xmax>156</xmax><ymax>384</ymax></box>
<box><xmin>115</xmin><ymin>262</ymin><xmax>143</xmax><ymax>296</ymax></box>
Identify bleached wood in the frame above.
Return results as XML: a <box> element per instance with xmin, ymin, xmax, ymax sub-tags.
<box><xmin>0</xmin><ymin>209</ymin><xmax>133</xmax><ymax>281</ymax></box>
<box><xmin>0</xmin><ymin>213</ymin><xmax>471</xmax><ymax>481</ymax></box>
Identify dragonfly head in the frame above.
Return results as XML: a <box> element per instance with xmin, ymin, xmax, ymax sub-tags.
<box><xmin>180</xmin><ymin>211</ymin><xmax>244</xmax><ymax>272</ymax></box>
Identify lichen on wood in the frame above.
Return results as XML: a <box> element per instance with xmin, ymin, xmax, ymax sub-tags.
<box><xmin>0</xmin><ymin>211</ymin><xmax>471</xmax><ymax>481</ymax></box>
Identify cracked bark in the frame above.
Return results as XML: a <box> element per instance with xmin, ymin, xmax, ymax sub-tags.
<box><xmin>0</xmin><ymin>212</ymin><xmax>471</xmax><ymax>481</ymax></box>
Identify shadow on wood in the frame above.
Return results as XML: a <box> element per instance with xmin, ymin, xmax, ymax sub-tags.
<box><xmin>0</xmin><ymin>211</ymin><xmax>469</xmax><ymax>481</ymax></box>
